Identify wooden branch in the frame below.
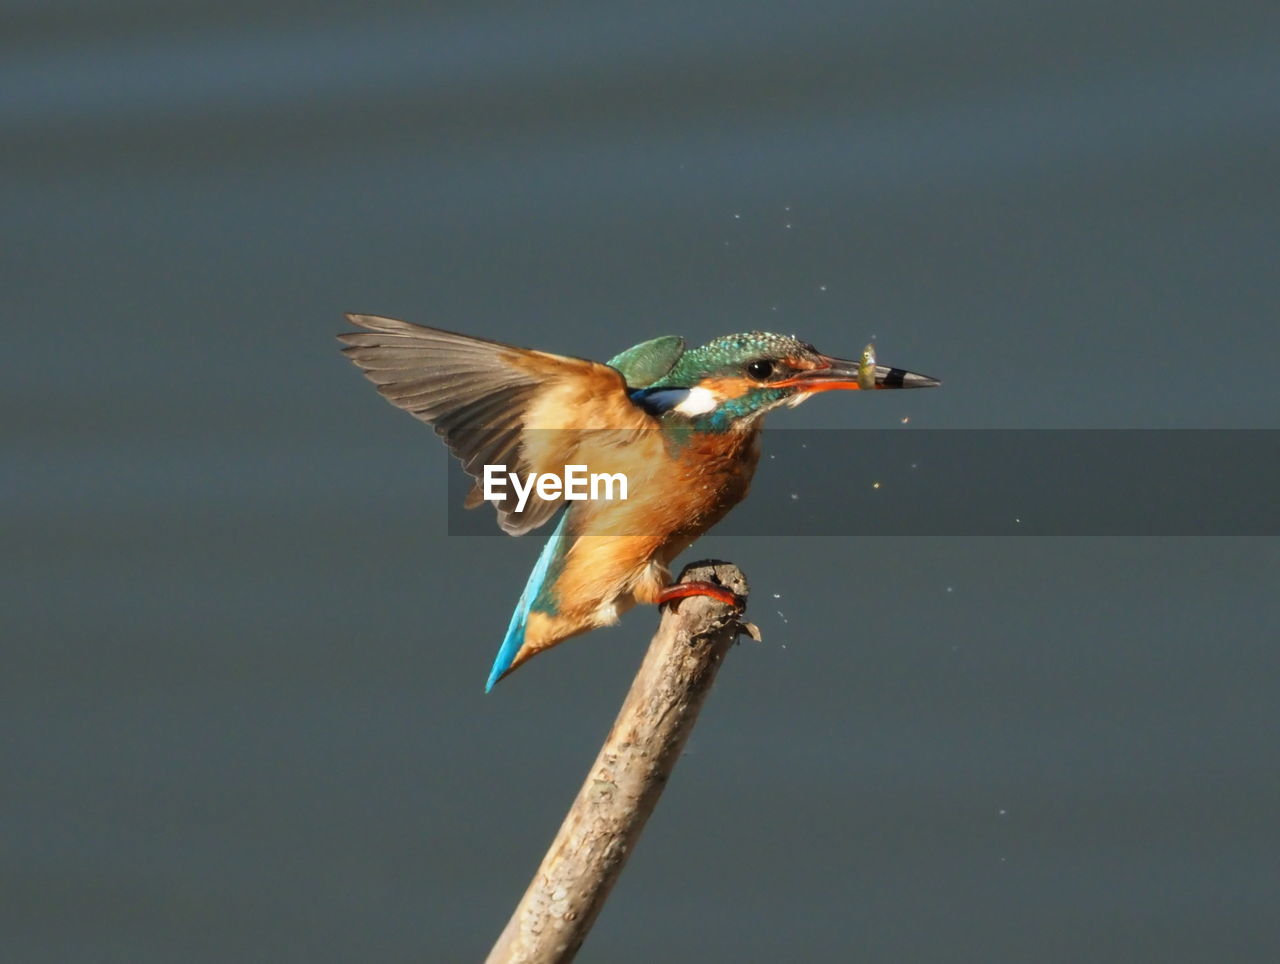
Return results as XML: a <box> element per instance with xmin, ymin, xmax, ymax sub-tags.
<box><xmin>485</xmin><ymin>560</ymin><xmax>751</xmax><ymax>964</ymax></box>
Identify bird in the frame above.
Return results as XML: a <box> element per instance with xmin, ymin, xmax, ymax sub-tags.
<box><xmin>338</xmin><ymin>313</ymin><xmax>939</xmax><ymax>690</ymax></box>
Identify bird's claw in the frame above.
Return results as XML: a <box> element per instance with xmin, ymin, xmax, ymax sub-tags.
<box><xmin>657</xmin><ymin>580</ymin><xmax>746</xmax><ymax>611</ymax></box>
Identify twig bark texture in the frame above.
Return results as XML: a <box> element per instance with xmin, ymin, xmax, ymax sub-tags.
<box><xmin>485</xmin><ymin>560</ymin><xmax>750</xmax><ymax>964</ymax></box>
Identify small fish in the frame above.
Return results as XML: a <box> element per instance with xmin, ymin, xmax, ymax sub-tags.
<box><xmin>857</xmin><ymin>342</ymin><xmax>877</xmax><ymax>390</ymax></box>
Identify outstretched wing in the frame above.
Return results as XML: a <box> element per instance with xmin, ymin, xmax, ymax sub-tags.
<box><xmin>338</xmin><ymin>313</ymin><xmax>648</xmax><ymax>535</ymax></box>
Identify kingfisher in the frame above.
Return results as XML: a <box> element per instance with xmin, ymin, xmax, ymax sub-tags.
<box><xmin>339</xmin><ymin>313</ymin><xmax>939</xmax><ymax>690</ymax></box>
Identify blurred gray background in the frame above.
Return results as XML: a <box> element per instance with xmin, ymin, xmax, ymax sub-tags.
<box><xmin>5</xmin><ymin>1</ymin><xmax>1279</xmax><ymax>961</ymax></box>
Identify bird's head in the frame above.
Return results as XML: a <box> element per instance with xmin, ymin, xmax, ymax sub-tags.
<box><xmin>631</xmin><ymin>331</ymin><xmax>940</xmax><ymax>431</ymax></box>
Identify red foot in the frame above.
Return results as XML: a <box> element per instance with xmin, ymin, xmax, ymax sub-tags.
<box><xmin>657</xmin><ymin>580</ymin><xmax>745</xmax><ymax>611</ymax></box>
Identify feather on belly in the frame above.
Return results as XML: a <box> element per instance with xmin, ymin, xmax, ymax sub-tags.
<box><xmin>496</xmin><ymin>428</ymin><xmax>761</xmax><ymax>682</ymax></box>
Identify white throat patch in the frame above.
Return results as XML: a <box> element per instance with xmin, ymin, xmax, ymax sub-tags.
<box><xmin>673</xmin><ymin>386</ymin><xmax>721</xmax><ymax>416</ymax></box>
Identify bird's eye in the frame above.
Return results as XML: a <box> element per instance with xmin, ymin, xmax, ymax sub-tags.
<box><xmin>745</xmin><ymin>359</ymin><xmax>774</xmax><ymax>380</ymax></box>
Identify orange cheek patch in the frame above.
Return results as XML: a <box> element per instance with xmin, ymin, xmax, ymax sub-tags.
<box><xmin>700</xmin><ymin>376</ymin><xmax>752</xmax><ymax>398</ymax></box>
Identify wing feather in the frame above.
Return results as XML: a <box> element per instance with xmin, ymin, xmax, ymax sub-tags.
<box><xmin>339</xmin><ymin>313</ymin><xmax>643</xmax><ymax>535</ymax></box>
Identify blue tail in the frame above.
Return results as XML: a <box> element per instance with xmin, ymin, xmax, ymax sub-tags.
<box><xmin>486</xmin><ymin>513</ymin><xmax>569</xmax><ymax>692</ymax></box>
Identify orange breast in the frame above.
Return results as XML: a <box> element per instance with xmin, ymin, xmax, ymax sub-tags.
<box><xmin>569</xmin><ymin>426</ymin><xmax>762</xmax><ymax>550</ymax></box>
<box><xmin>512</xmin><ymin>426</ymin><xmax>763</xmax><ymax>668</ymax></box>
